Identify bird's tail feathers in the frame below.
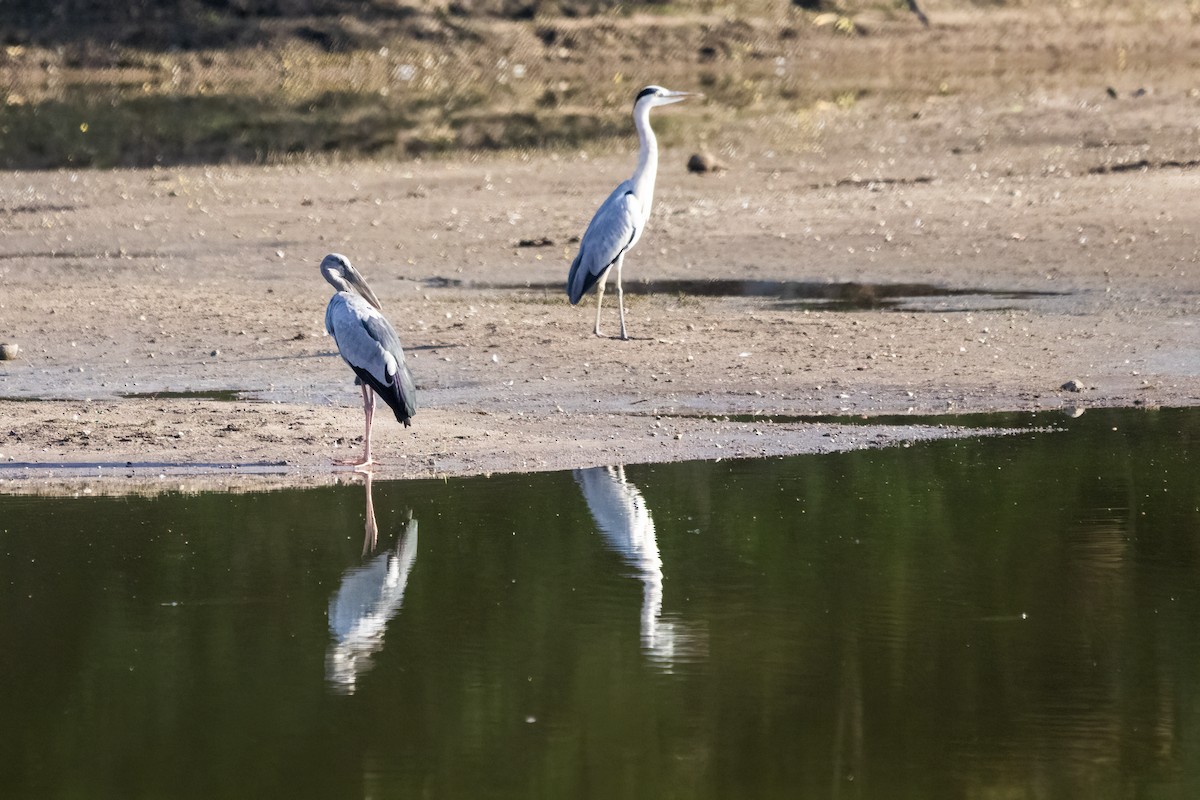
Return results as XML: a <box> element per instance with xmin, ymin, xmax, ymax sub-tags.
<box><xmin>352</xmin><ymin>366</ymin><xmax>416</xmax><ymax>427</ymax></box>
<box><xmin>567</xmin><ymin>251</ymin><xmax>606</xmax><ymax>305</ymax></box>
<box><xmin>567</xmin><ymin>252</ymin><xmax>586</xmax><ymax>305</ymax></box>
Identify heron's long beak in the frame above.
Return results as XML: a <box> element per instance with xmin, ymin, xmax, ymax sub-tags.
<box><xmin>660</xmin><ymin>90</ymin><xmax>701</xmax><ymax>106</ymax></box>
<box><xmin>346</xmin><ymin>266</ymin><xmax>384</xmax><ymax>311</ymax></box>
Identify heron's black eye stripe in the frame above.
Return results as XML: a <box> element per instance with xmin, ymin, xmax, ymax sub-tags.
<box><xmin>635</xmin><ymin>87</ymin><xmax>657</xmax><ymax>102</ymax></box>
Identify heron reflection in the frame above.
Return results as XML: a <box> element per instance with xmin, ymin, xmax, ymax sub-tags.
<box><xmin>326</xmin><ymin>472</ymin><xmax>418</xmax><ymax>693</ymax></box>
<box><xmin>575</xmin><ymin>465</ymin><xmax>698</xmax><ymax>666</ymax></box>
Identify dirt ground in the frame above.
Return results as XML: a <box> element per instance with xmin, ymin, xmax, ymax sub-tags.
<box><xmin>1</xmin><ymin>5</ymin><xmax>1198</xmax><ymax>494</ymax></box>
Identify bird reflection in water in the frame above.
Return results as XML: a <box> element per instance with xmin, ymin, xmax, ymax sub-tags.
<box><xmin>326</xmin><ymin>472</ymin><xmax>418</xmax><ymax>694</ymax></box>
<box><xmin>574</xmin><ymin>465</ymin><xmax>703</xmax><ymax>668</ymax></box>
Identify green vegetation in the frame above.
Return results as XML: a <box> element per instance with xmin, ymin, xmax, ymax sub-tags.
<box><xmin>0</xmin><ymin>0</ymin><xmax>1177</xmax><ymax>168</ymax></box>
<box><xmin>0</xmin><ymin>0</ymin><xmax>948</xmax><ymax>168</ymax></box>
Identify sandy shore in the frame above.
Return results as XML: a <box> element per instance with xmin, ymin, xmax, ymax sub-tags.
<box><xmin>2</xmin><ymin>10</ymin><xmax>1199</xmax><ymax>494</ymax></box>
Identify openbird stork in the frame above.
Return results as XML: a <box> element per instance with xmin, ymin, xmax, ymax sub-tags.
<box><xmin>326</xmin><ymin>477</ymin><xmax>419</xmax><ymax>694</ymax></box>
<box><xmin>566</xmin><ymin>85</ymin><xmax>698</xmax><ymax>339</ymax></box>
<box><xmin>321</xmin><ymin>253</ymin><xmax>416</xmax><ymax>468</ymax></box>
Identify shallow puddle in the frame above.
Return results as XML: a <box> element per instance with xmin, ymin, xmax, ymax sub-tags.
<box><xmin>1</xmin><ymin>407</ymin><xmax>1198</xmax><ymax>797</ymax></box>
<box><xmin>493</xmin><ymin>278</ymin><xmax>1064</xmax><ymax>312</ymax></box>
<box><xmin>117</xmin><ymin>389</ymin><xmax>253</xmax><ymax>402</ymax></box>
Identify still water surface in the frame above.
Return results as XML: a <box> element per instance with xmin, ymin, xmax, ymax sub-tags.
<box><xmin>1</xmin><ymin>407</ymin><xmax>1198</xmax><ymax>798</ymax></box>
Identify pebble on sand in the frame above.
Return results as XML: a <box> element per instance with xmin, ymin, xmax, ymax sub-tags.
<box><xmin>1061</xmin><ymin>379</ymin><xmax>1085</xmax><ymax>392</ymax></box>
<box><xmin>687</xmin><ymin>152</ymin><xmax>725</xmax><ymax>174</ymax></box>
<box><xmin>0</xmin><ymin>343</ymin><xmax>18</xmax><ymax>360</ymax></box>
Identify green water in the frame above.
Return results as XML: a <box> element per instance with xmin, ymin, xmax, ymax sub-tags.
<box><xmin>1</xmin><ymin>407</ymin><xmax>1198</xmax><ymax>799</ymax></box>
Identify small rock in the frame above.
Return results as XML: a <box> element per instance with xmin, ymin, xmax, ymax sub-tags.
<box><xmin>210</xmin><ymin>349</ymin><xmax>220</xmax><ymax>357</ymax></box>
<box><xmin>687</xmin><ymin>152</ymin><xmax>725</xmax><ymax>174</ymax></box>
<box><xmin>1061</xmin><ymin>379</ymin><xmax>1084</xmax><ymax>392</ymax></box>
<box><xmin>0</xmin><ymin>343</ymin><xmax>18</xmax><ymax>360</ymax></box>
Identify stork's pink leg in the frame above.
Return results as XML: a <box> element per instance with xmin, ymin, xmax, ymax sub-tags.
<box><xmin>335</xmin><ymin>384</ymin><xmax>378</xmax><ymax>469</ymax></box>
<box><xmin>360</xmin><ymin>384</ymin><xmax>375</xmax><ymax>468</ymax></box>
<box><xmin>361</xmin><ymin>471</ymin><xmax>379</xmax><ymax>555</ymax></box>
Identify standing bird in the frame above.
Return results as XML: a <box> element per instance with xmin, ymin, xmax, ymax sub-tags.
<box><xmin>567</xmin><ymin>85</ymin><xmax>699</xmax><ymax>339</ymax></box>
<box><xmin>321</xmin><ymin>253</ymin><xmax>416</xmax><ymax>468</ymax></box>
<box><xmin>574</xmin><ymin>465</ymin><xmax>689</xmax><ymax>666</ymax></box>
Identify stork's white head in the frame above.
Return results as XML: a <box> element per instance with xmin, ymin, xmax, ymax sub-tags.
<box><xmin>633</xmin><ymin>85</ymin><xmax>700</xmax><ymax>111</ymax></box>
<box><xmin>320</xmin><ymin>253</ymin><xmax>383</xmax><ymax>311</ymax></box>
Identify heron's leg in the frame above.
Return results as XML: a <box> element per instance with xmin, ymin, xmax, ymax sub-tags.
<box><xmin>593</xmin><ymin>269</ymin><xmax>610</xmax><ymax>337</ymax></box>
<box><xmin>615</xmin><ymin>254</ymin><xmax>628</xmax><ymax>340</ymax></box>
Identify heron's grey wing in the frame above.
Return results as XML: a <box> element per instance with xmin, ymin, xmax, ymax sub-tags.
<box><xmin>327</xmin><ymin>294</ymin><xmax>417</xmax><ymax>424</ymax></box>
<box><xmin>574</xmin><ymin>466</ymin><xmax>658</xmax><ymax>572</ymax></box>
<box><xmin>567</xmin><ymin>187</ymin><xmax>642</xmax><ymax>304</ymax></box>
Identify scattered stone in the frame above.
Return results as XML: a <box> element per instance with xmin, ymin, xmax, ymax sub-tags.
<box><xmin>0</xmin><ymin>343</ymin><xmax>18</xmax><ymax>360</ymax></box>
<box><xmin>687</xmin><ymin>152</ymin><xmax>725</xmax><ymax>174</ymax></box>
<box><xmin>210</xmin><ymin>349</ymin><xmax>220</xmax><ymax>357</ymax></box>
<box><xmin>1061</xmin><ymin>379</ymin><xmax>1084</xmax><ymax>392</ymax></box>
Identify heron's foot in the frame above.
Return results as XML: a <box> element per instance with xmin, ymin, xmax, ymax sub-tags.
<box><xmin>592</xmin><ymin>327</ymin><xmax>604</xmax><ymax>337</ymax></box>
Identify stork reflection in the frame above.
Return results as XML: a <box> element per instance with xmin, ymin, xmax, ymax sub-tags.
<box><xmin>326</xmin><ymin>472</ymin><xmax>418</xmax><ymax>693</ymax></box>
<box><xmin>575</xmin><ymin>465</ymin><xmax>696</xmax><ymax>666</ymax></box>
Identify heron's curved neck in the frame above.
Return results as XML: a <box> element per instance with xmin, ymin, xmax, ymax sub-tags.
<box><xmin>630</xmin><ymin>102</ymin><xmax>659</xmax><ymax>211</ymax></box>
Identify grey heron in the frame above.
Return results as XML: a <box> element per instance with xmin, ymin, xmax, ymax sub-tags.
<box><xmin>321</xmin><ymin>253</ymin><xmax>416</xmax><ymax>469</ymax></box>
<box><xmin>567</xmin><ymin>85</ymin><xmax>699</xmax><ymax>339</ymax></box>
<box><xmin>575</xmin><ymin>465</ymin><xmax>687</xmax><ymax>665</ymax></box>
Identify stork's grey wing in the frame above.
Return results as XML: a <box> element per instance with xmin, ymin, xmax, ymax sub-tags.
<box><xmin>326</xmin><ymin>294</ymin><xmax>417</xmax><ymax>423</ymax></box>
<box><xmin>361</xmin><ymin>314</ymin><xmax>417</xmax><ymax>422</ymax></box>
<box><xmin>327</xmin><ymin>296</ymin><xmax>389</xmax><ymax>382</ymax></box>
<box><xmin>567</xmin><ymin>187</ymin><xmax>642</xmax><ymax>304</ymax></box>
